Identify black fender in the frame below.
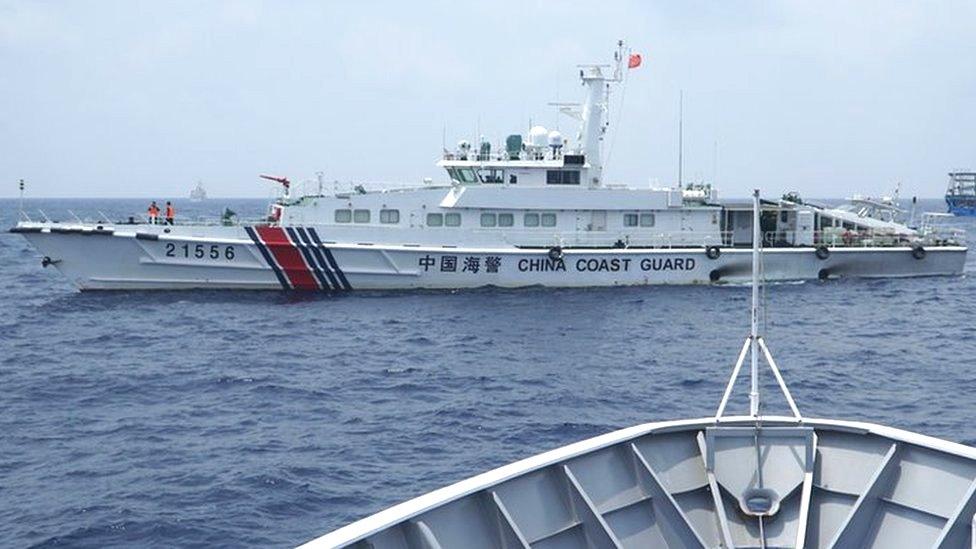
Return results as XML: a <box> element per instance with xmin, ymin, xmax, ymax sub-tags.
<box><xmin>547</xmin><ymin>246</ymin><xmax>563</xmax><ymax>261</ymax></box>
<box><xmin>911</xmin><ymin>244</ymin><xmax>926</xmax><ymax>260</ymax></box>
<box><xmin>815</xmin><ymin>245</ymin><xmax>830</xmax><ymax>260</ymax></box>
<box><xmin>705</xmin><ymin>245</ymin><xmax>721</xmax><ymax>260</ymax></box>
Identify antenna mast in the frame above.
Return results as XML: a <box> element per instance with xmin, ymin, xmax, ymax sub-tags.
<box><xmin>714</xmin><ymin>189</ymin><xmax>803</xmax><ymax>422</ymax></box>
<box><xmin>18</xmin><ymin>178</ymin><xmax>25</xmax><ymax>218</ymax></box>
<box><xmin>749</xmin><ymin>189</ymin><xmax>761</xmax><ymax>416</ymax></box>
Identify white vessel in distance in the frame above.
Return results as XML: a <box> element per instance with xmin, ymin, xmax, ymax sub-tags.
<box><xmin>10</xmin><ymin>42</ymin><xmax>966</xmax><ymax>291</ymax></box>
<box><xmin>190</xmin><ymin>181</ymin><xmax>207</xmax><ymax>201</ymax></box>
<box><xmin>302</xmin><ymin>192</ymin><xmax>976</xmax><ymax>549</ymax></box>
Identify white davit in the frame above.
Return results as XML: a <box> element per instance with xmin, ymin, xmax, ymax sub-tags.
<box><xmin>301</xmin><ymin>193</ymin><xmax>976</xmax><ymax>549</ymax></box>
<box><xmin>10</xmin><ymin>43</ymin><xmax>967</xmax><ymax>291</ymax></box>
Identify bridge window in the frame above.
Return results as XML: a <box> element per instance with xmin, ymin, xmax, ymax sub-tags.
<box><xmin>380</xmin><ymin>209</ymin><xmax>399</xmax><ymax>224</ymax></box>
<box><xmin>427</xmin><ymin>213</ymin><xmax>443</xmax><ymax>227</ymax></box>
<box><xmin>624</xmin><ymin>213</ymin><xmax>638</xmax><ymax>227</ymax></box>
<box><xmin>353</xmin><ymin>209</ymin><xmax>370</xmax><ymax>223</ymax></box>
<box><xmin>498</xmin><ymin>213</ymin><xmax>514</xmax><ymax>227</ymax></box>
<box><xmin>445</xmin><ymin>213</ymin><xmax>461</xmax><ymax>227</ymax></box>
<box><xmin>457</xmin><ymin>168</ymin><xmax>477</xmax><ymax>184</ymax></box>
<box><xmin>640</xmin><ymin>213</ymin><xmax>655</xmax><ymax>227</ymax></box>
<box><xmin>541</xmin><ymin>213</ymin><xmax>557</xmax><ymax>227</ymax></box>
<box><xmin>480</xmin><ymin>213</ymin><xmax>497</xmax><ymax>227</ymax></box>
<box><xmin>524</xmin><ymin>213</ymin><xmax>540</xmax><ymax>227</ymax></box>
<box><xmin>547</xmin><ymin>170</ymin><xmax>581</xmax><ymax>185</ymax></box>
<box><xmin>478</xmin><ymin>169</ymin><xmax>504</xmax><ymax>183</ymax></box>
<box><xmin>335</xmin><ymin>209</ymin><xmax>352</xmax><ymax>223</ymax></box>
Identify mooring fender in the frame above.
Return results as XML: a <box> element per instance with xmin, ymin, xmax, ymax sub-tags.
<box><xmin>911</xmin><ymin>245</ymin><xmax>926</xmax><ymax>260</ymax></box>
<box><xmin>818</xmin><ymin>268</ymin><xmax>831</xmax><ymax>281</ymax></box>
<box><xmin>9</xmin><ymin>226</ymin><xmax>42</xmax><ymax>233</ymax></box>
<box><xmin>135</xmin><ymin>232</ymin><xmax>159</xmax><ymax>241</ymax></box>
<box><xmin>815</xmin><ymin>245</ymin><xmax>830</xmax><ymax>260</ymax></box>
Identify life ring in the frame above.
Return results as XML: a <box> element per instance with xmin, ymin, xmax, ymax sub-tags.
<box><xmin>911</xmin><ymin>245</ymin><xmax>926</xmax><ymax>260</ymax></box>
<box><xmin>547</xmin><ymin>246</ymin><xmax>564</xmax><ymax>261</ymax></box>
<box><xmin>815</xmin><ymin>245</ymin><xmax>830</xmax><ymax>260</ymax></box>
<box><xmin>705</xmin><ymin>245</ymin><xmax>721</xmax><ymax>260</ymax></box>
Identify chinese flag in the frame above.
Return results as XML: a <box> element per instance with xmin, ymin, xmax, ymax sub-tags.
<box><xmin>628</xmin><ymin>53</ymin><xmax>642</xmax><ymax>69</ymax></box>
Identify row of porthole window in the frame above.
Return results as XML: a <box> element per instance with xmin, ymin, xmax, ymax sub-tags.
<box><xmin>335</xmin><ymin>209</ymin><xmax>400</xmax><ymax>224</ymax></box>
<box><xmin>427</xmin><ymin>212</ymin><xmax>559</xmax><ymax>228</ymax></box>
<box><xmin>334</xmin><ymin>208</ymin><xmax>559</xmax><ymax>228</ymax></box>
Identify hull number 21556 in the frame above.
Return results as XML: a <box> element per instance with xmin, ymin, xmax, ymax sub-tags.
<box><xmin>165</xmin><ymin>243</ymin><xmax>236</xmax><ymax>260</ymax></box>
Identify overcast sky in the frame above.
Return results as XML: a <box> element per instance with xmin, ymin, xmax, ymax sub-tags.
<box><xmin>2</xmin><ymin>1</ymin><xmax>974</xmax><ymax>198</ymax></box>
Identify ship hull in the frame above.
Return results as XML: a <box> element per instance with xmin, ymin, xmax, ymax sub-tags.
<box><xmin>947</xmin><ymin>195</ymin><xmax>976</xmax><ymax>216</ymax></box>
<box><xmin>15</xmin><ymin>225</ymin><xmax>968</xmax><ymax>291</ymax></box>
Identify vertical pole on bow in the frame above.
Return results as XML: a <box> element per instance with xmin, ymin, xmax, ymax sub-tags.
<box><xmin>750</xmin><ymin>189</ymin><xmax>761</xmax><ymax>417</ymax></box>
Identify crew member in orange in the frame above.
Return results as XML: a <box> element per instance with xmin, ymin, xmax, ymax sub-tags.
<box><xmin>165</xmin><ymin>201</ymin><xmax>175</xmax><ymax>225</ymax></box>
<box><xmin>148</xmin><ymin>201</ymin><xmax>159</xmax><ymax>224</ymax></box>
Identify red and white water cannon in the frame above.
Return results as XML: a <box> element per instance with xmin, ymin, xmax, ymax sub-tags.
<box><xmin>259</xmin><ymin>174</ymin><xmax>291</xmax><ymax>198</ymax></box>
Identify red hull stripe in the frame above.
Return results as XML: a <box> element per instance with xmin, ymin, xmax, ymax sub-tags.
<box><xmin>255</xmin><ymin>226</ymin><xmax>319</xmax><ymax>290</ymax></box>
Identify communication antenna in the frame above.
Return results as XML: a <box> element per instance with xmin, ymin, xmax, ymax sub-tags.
<box><xmin>316</xmin><ymin>171</ymin><xmax>324</xmax><ymax>196</ymax></box>
<box><xmin>677</xmin><ymin>90</ymin><xmax>684</xmax><ymax>188</ymax></box>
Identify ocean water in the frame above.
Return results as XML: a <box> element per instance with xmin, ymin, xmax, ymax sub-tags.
<box><xmin>1</xmin><ymin>198</ymin><xmax>975</xmax><ymax>548</ymax></box>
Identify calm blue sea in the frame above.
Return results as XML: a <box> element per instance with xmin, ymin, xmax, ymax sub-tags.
<box><xmin>1</xmin><ymin>198</ymin><xmax>974</xmax><ymax>548</ymax></box>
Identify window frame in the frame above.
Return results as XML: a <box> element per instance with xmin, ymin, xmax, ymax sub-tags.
<box><xmin>353</xmin><ymin>209</ymin><xmax>371</xmax><ymax>223</ymax></box>
<box><xmin>624</xmin><ymin>213</ymin><xmax>639</xmax><ymax>227</ymax></box>
<box><xmin>426</xmin><ymin>212</ymin><xmax>444</xmax><ymax>227</ymax></box>
<box><xmin>335</xmin><ymin>209</ymin><xmax>352</xmax><ymax>223</ymax></box>
<box><xmin>497</xmin><ymin>213</ymin><xmax>514</xmax><ymax>227</ymax></box>
<box><xmin>541</xmin><ymin>213</ymin><xmax>557</xmax><ymax>227</ymax></box>
<box><xmin>444</xmin><ymin>213</ymin><xmax>461</xmax><ymax>227</ymax></box>
<box><xmin>480</xmin><ymin>212</ymin><xmax>497</xmax><ymax>227</ymax></box>
<box><xmin>524</xmin><ymin>213</ymin><xmax>540</xmax><ymax>227</ymax></box>
<box><xmin>639</xmin><ymin>213</ymin><xmax>655</xmax><ymax>227</ymax></box>
<box><xmin>380</xmin><ymin>209</ymin><xmax>400</xmax><ymax>224</ymax></box>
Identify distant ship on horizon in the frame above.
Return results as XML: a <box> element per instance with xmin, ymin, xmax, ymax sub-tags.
<box><xmin>189</xmin><ymin>181</ymin><xmax>207</xmax><ymax>201</ymax></box>
<box><xmin>946</xmin><ymin>171</ymin><xmax>976</xmax><ymax>216</ymax></box>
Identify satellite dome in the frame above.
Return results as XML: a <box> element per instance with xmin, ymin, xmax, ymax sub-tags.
<box><xmin>528</xmin><ymin>126</ymin><xmax>548</xmax><ymax>148</ymax></box>
<box><xmin>547</xmin><ymin>130</ymin><xmax>564</xmax><ymax>148</ymax></box>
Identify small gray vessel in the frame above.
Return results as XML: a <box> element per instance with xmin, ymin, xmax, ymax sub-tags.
<box><xmin>302</xmin><ymin>191</ymin><xmax>976</xmax><ymax>549</ymax></box>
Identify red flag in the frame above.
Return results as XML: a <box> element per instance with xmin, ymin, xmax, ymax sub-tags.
<box><xmin>628</xmin><ymin>53</ymin><xmax>642</xmax><ymax>69</ymax></box>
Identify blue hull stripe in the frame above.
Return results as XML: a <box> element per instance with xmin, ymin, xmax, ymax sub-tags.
<box><xmin>285</xmin><ymin>227</ymin><xmax>330</xmax><ymax>291</ymax></box>
<box><xmin>294</xmin><ymin>227</ymin><xmax>342</xmax><ymax>291</ymax></box>
<box><xmin>245</xmin><ymin>226</ymin><xmax>289</xmax><ymax>289</ymax></box>
<box><xmin>307</xmin><ymin>228</ymin><xmax>352</xmax><ymax>291</ymax></box>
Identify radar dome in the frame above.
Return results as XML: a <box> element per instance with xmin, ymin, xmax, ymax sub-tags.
<box><xmin>528</xmin><ymin>126</ymin><xmax>548</xmax><ymax>148</ymax></box>
<box><xmin>547</xmin><ymin>130</ymin><xmax>564</xmax><ymax>148</ymax></box>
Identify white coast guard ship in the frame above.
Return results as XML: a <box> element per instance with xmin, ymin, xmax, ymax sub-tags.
<box><xmin>10</xmin><ymin>43</ymin><xmax>967</xmax><ymax>291</ymax></box>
